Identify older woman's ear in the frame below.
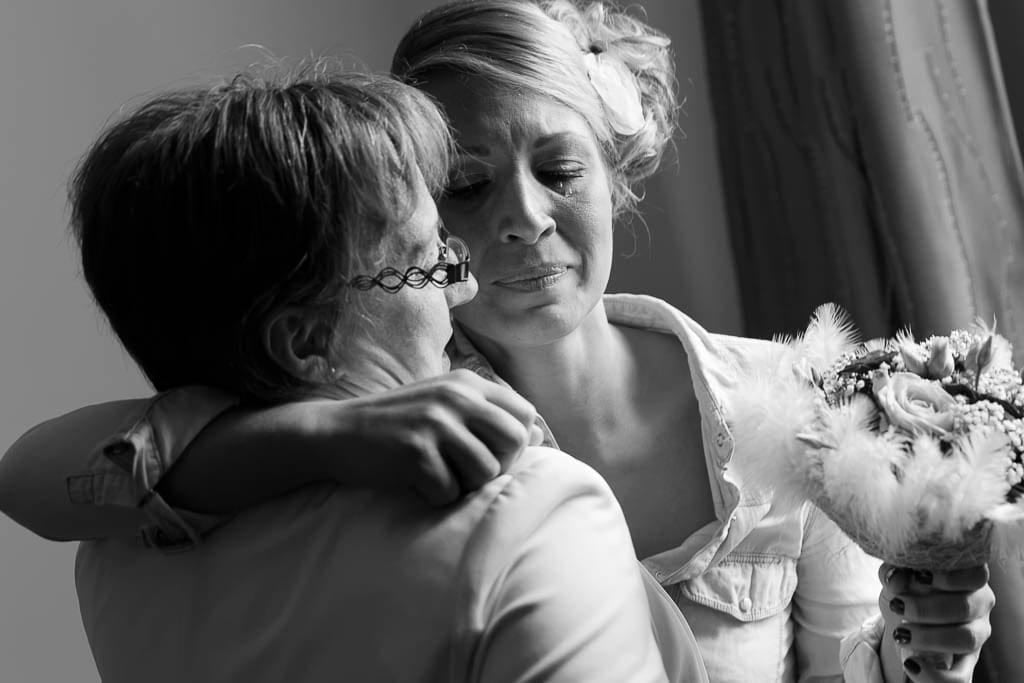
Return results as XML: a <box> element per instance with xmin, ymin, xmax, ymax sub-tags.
<box><xmin>264</xmin><ymin>308</ymin><xmax>334</xmax><ymax>384</ymax></box>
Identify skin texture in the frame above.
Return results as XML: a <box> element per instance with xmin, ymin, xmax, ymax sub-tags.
<box><xmin>0</xmin><ymin>48</ymin><xmax>997</xmax><ymax>683</ymax></box>
<box><xmin>328</xmin><ymin>172</ymin><xmax>477</xmax><ymax>395</ymax></box>
<box><xmin>421</xmin><ymin>73</ymin><xmax>993</xmax><ymax>683</ymax></box>
<box><xmin>425</xmin><ymin>76</ymin><xmax>615</xmax><ymax>353</ymax></box>
<box><xmin>878</xmin><ymin>563</ymin><xmax>994</xmax><ymax>683</ymax></box>
<box><xmin>421</xmin><ymin>75</ymin><xmax>715</xmax><ymax>557</ymax></box>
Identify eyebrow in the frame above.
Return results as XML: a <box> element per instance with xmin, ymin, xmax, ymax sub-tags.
<box><xmin>455</xmin><ymin>131</ymin><xmax>590</xmax><ymax>159</ymax></box>
<box><xmin>533</xmin><ymin>132</ymin><xmax>589</xmax><ymax>149</ymax></box>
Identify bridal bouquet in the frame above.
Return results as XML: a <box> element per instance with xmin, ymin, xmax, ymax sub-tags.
<box><xmin>730</xmin><ymin>305</ymin><xmax>1024</xmax><ymax>570</ymax></box>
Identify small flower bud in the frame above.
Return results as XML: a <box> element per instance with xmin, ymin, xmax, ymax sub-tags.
<box><xmin>978</xmin><ymin>335</ymin><xmax>994</xmax><ymax>372</ymax></box>
<box><xmin>966</xmin><ymin>335</ymin><xmax>995</xmax><ymax>385</ymax></box>
<box><xmin>899</xmin><ymin>345</ymin><xmax>927</xmax><ymax>376</ymax></box>
<box><xmin>925</xmin><ymin>338</ymin><xmax>955</xmax><ymax>379</ymax></box>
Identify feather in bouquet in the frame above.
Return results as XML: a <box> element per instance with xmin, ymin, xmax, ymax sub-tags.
<box><xmin>728</xmin><ymin>304</ymin><xmax>1024</xmax><ymax>571</ymax></box>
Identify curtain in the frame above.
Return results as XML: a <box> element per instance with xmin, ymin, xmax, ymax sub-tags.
<box><xmin>606</xmin><ymin>0</ymin><xmax>744</xmax><ymax>336</ymax></box>
<box><xmin>698</xmin><ymin>1</ymin><xmax>1024</xmax><ymax>679</ymax></box>
<box><xmin>699</xmin><ymin>0</ymin><xmax>1024</xmax><ymax>368</ymax></box>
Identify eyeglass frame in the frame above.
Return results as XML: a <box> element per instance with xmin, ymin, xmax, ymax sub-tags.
<box><xmin>345</xmin><ymin>227</ymin><xmax>471</xmax><ymax>293</ymax></box>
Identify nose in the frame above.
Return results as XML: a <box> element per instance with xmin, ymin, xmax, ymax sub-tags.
<box><xmin>496</xmin><ymin>171</ymin><xmax>556</xmax><ymax>244</ymax></box>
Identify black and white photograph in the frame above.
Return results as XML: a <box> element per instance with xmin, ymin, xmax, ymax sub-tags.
<box><xmin>2</xmin><ymin>1</ymin><xmax>1023</xmax><ymax>681</ymax></box>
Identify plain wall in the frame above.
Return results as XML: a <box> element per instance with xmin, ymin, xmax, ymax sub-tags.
<box><xmin>0</xmin><ymin>1</ymin><xmax>727</xmax><ymax>680</ymax></box>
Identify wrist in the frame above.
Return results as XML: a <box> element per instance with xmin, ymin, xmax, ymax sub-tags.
<box><xmin>295</xmin><ymin>397</ymin><xmax>367</xmax><ymax>485</ymax></box>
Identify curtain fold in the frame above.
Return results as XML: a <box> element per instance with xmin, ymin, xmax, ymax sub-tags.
<box><xmin>699</xmin><ymin>2</ymin><xmax>1024</xmax><ymax>679</ymax></box>
<box><xmin>700</xmin><ymin>0</ymin><xmax>1024</xmax><ymax>368</ymax></box>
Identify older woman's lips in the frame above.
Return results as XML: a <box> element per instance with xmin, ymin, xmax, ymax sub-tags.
<box><xmin>493</xmin><ymin>265</ymin><xmax>569</xmax><ymax>292</ymax></box>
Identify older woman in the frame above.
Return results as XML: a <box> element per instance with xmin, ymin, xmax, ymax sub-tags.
<box><xmin>52</xmin><ymin>66</ymin><xmax>706</xmax><ymax>682</ymax></box>
<box><xmin>0</xmin><ymin>1</ymin><xmax>996</xmax><ymax>681</ymax></box>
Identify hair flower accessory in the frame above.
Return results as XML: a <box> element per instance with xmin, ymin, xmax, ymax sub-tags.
<box><xmin>582</xmin><ymin>51</ymin><xmax>644</xmax><ymax>136</ymax></box>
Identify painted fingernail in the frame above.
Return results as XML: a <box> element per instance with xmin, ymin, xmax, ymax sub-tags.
<box><xmin>893</xmin><ymin>627</ymin><xmax>912</xmax><ymax>645</ymax></box>
<box><xmin>913</xmin><ymin>569</ymin><xmax>933</xmax><ymax>585</ymax></box>
<box><xmin>884</xmin><ymin>566</ymin><xmax>900</xmax><ymax>584</ymax></box>
<box><xmin>889</xmin><ymin>597</ymin><xmax>905</xmax><ymax>615</ymax></box>
<box><xmin>904</xmin><ymin>657</ymin><xmax>921</xmax><ymax>674</ymax></box>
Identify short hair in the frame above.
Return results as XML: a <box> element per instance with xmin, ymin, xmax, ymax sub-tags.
<box><xmin>71</xmin><ymin>64</ymin><xmax>453</xmax><ymax>402</ymax></box>
<box><xmin>392</xmin><ymin>0</ymin><xmax>677</xmax><ymax>219</ymax></box>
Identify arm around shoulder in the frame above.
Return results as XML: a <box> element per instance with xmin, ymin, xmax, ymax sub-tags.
<box><xmin>0</xmin><ymin>388</ymin><xmax>235</xmax><ymax>542</ymax></box>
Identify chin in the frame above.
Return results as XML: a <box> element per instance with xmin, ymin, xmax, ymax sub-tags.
<box><xmin>458</xmin><ymin>304</ymin><xmax>580</xmax><ymax>350</ymax></box>
<box><xmin>456</xmin><ymin>282</ymin><xmax>604</xmax><ymax>346</ymax></box>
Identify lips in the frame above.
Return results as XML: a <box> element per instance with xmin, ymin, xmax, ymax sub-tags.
<box><xmin>492</xmin><ymin>264</ymin><xmax>570</xmax><ymax>291</ymax></box>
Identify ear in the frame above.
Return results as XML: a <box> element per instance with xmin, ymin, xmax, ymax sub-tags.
<box><xmin>263</xmin><ymin>308</ymin><xmax>334</xmax><ymax>384</ymax></box>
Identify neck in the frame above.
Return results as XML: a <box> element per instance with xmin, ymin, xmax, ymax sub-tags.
<box><xmin>462</xmin><ymin>303</ymin><xmax>638</xmax><ymax>464</ymax></box>
<box><xmin>327</xmin><ymin>342</ymin><xmax>444</xmax><ymax>400</ymax></box>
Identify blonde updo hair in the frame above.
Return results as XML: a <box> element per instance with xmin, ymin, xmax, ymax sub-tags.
<box><xmin>392</xmin><ymin>0</ymin><xmax>677</xmax><ymax>219</ymax></box>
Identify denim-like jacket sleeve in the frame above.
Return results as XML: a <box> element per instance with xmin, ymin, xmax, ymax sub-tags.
<box><xmin>65</xmin><ymin>387</ymin><xmax>238</xmax><ymax>550</ymax></box>
<box><xmin>792</xmin><ymin>504</ymin><xmax>883</xmax><ymax>682</ymax></box>
<box><xmin>839</xmin><ymin>614</ymin><xmax>885</xmax><ymax>683</ymax></box>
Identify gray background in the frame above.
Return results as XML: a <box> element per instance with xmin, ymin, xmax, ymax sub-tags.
<box><xmin>0</xmin><ymin>0</ymin><xmax>725</xmax><ymax>680</ymax></box>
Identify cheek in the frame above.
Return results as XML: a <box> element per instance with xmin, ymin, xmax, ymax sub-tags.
<box><xmin>570</xmin><ymin>196</ymin><xmax>614</xmax><ymax>264</ymax></box>
<box><xmin>438</xmin><ymin>205</ymin><xmax>487</xmax><ymax>251</ymax></box>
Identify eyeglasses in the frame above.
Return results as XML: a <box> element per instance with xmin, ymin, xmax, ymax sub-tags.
<box><xmin>346</xmin><ymin>228</ymin><xmax>471</xmax><ymax>293</ymax></box>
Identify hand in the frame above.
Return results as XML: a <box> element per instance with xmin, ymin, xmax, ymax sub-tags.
<box><xmin>316</xmin><ymin>369</ymin><xmax>542</xmax><ymax>506</ymax></box>
<box><xmin>878</xmin><ymin>562</ymin><xmax>994</xmax><ymax>682</ymax></box>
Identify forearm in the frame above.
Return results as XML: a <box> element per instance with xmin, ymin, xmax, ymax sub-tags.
<box><xmin>156</xmin><ymin>400</ymin><xmax>339</xmax><ymax>513</ymax></box>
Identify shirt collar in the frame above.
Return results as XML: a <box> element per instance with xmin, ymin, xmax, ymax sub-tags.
<box><xmin>447</xmin><ymin>293</ymin><xmax>777</xmax><ymax>576</ymax></box>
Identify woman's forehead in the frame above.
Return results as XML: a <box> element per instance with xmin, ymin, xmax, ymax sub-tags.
<box><xmin>427</xmin><ymin>83</ymin><xmax>596</xmax><ymax>156</ymax></box>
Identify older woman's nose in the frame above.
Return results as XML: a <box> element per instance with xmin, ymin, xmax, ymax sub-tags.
<box><xmin>497</xmin><ymin>173</ymin><xmax>556</xmax><ymax>244</ymax></box>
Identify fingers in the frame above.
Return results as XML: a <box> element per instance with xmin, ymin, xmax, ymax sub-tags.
<box><xmin>463</xmin><ymin>402</ymin><xmax>531</xmax><ymax>471</ymax></box>
<box><xmin>886</xmin><ymin>618</ymin><xmax>991</xmax><ymax>655</ymax></box>
<box><xmin>529</xmin><ymin>424</ymin><xmax>544</xmax><ymax>446</ymax></box>
<box><xmin>878</xmin><ymin>562</ymin><xmax>994</xmax><ymax>682</ymax></box>
<box><xmin>461</xmin><ymin>368</ymin><xmax>538</xmax><ymax>432</ymax></box>
<box><xmin>881</xmin><ymin>583</ymin><xmax>995</xmax><ymax>624</ymax></box>
<box><xmin>918</xmin><ymin>565</ymin><xmax>990</xmax><ymax>592</ymax></box>
<box><xmin>441</xmin><ymin>417</ymin><xmax>505</xmax><ymax>491</ymax></box>
<box><xmin>382</xmin><ymin>370</ymin><xmax>541</xmax><ymax>504</ymax></box>
<box><xmin>879</xmin><ymin>564</ymin><xmax>989</xmax><ymax>594</ymax></box>
<box><xmin>903</xmin><ymin>651</ymin><xmax>981</xmax><ymax>683</ymax></box>
<box><xmin>406</xmin><ymin>443</ymin><xmax>462</xmax><ymax>507</ymax></box>
<box><xmin>431</xmin><ymin>371</ymin><xmax>538</xmax><ymax>473</ymax></box>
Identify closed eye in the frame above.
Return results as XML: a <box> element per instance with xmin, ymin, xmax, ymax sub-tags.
<box><xmin>444</xmin><ymin>179</ymin><xmax>489</xmax><ymax>201</ymax></box>
<box><xmin>539</xmin><ymin>168</ymin><xmax>585</xmax><ymax>196</ymax></box>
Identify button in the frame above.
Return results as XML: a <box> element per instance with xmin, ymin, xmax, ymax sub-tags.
<box><xmin>103</xmin><ymin>440</ymin><xmax>136</xmax><ymax>471</ymax></box>
<box><xmin>739</xmin><ymin>597</ymin><xmax>752</xmax><ymax>613</ymax></box>
<box><xmin>103</xmin><ymin>441</ymin><xmax>133</xmax><ymax>457</ymax></box>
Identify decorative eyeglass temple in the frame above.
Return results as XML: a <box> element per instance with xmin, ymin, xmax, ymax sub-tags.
<box><xmin>348</xmin><ymin>235</ymin><xmax>471</xmax><ymax>293</ymax></box>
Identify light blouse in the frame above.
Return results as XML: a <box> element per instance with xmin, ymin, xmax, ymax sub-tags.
<box><xmin>3</xmin><ymin>293</ymin><xmax>886</xmax><ymax>681</ymax></box>
<box><xmin>77</xmin><ymin>446</ymin><xmax>706</xmax><ymax>682</ymax></box>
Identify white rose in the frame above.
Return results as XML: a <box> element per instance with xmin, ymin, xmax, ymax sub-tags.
<box><xmin>871</xmin><ymin>371</ymin><xmax>956</xmax><ymax>437</ymax></box>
